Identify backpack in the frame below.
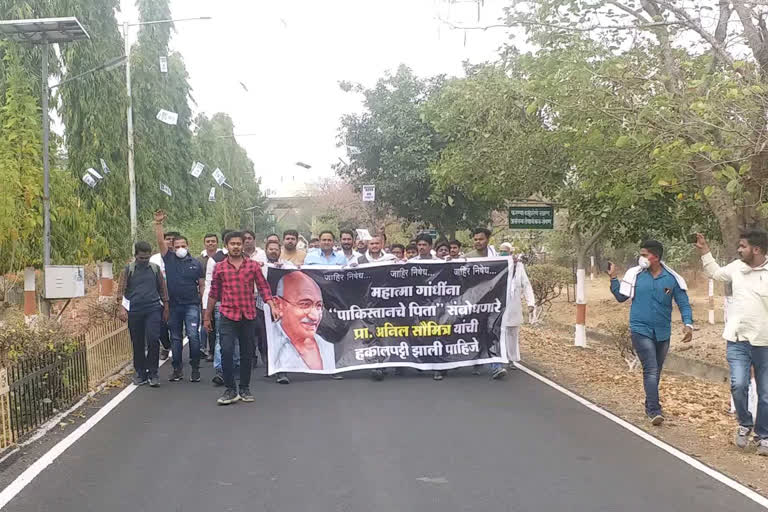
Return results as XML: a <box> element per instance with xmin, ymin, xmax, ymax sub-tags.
<box><xmin>126</xmin><ymin>261</ymin><xmax>160</xmax><ymax>288</ymax></box>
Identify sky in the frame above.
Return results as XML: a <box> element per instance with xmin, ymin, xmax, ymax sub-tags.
<box><xmin>116</xmin><ymin>0</ymin><xmax>513</xmax><ymax>197</ymax></box>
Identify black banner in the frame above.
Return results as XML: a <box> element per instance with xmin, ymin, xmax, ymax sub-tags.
<box><xmin>265</xmin><ymin>259</ymin><xmax>509</xmax><ymax>375</ymax></box>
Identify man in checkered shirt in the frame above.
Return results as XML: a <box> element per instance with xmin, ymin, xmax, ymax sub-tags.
<box><xmin>205</xmin><ymin>231</ymin><xmax>278</xmax><ymax>405</ymax></box>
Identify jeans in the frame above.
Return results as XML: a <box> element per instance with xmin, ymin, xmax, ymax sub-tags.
<box><xmin>255</xmin><ymin>307</ymin><xmax>267</xmax><ymax>364</ymax></box>
<box><xmin>200</xmin><ymin>323</ymin><xmax>208</xmax><ymax>355</ymax></box>
<box><xmin>631</xmin><ymin>332</ymin><xmax>670</xmax><ymax>417</ymax></box>
<box><xmin>727</xmin><ymin>341</ymin><xmax>768</xmax><ymax>439</ymax></box>
<box><xmin>127</xmin><ymin>308</ymin><xmax>162</xmax><ymax>378</ymax></box>
<box><xmin>214</xmin><ymin>302</ymin><xmax>239</xmax><ymax>372</ymax></box>
<box><xmin>159</xmin><ymin>319</ymin><xmax>170</xmax><ymax>350</ymax></box>
<box><xmin>169</xmin><ymin>303</ymin><xmax>201</xmax><ymax>371</ymax></box>
<box><xmin>218</xmin><ymin>315</ymin><xmax>256</xmax><ymax>390</ymax></box>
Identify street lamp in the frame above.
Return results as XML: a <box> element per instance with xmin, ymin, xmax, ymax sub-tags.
<box><xmin>0</xmin><ymin>17</ymin><xmax>90</xmax><ymax>269</ymax></box>
<box><xmin>122</xmin><ymin>16</ymin><xmax>211</xmax><ymax>242</ymax></box>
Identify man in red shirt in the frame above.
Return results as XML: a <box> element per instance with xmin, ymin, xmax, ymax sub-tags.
<box><xmin>205</xmin><ymin>231</ymin><xmax>278</xmax><ymax>405</ymax></box>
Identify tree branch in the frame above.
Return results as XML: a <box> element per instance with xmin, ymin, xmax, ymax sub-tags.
<box><xmin>438</xmin><ymin>16</ymin><xmax>681</xmax><ymax>33</ymax></box>
<box><xmin>732</xmin><ymin>0</ymin><xmax>768</xmax><ymax>70</ymax></box>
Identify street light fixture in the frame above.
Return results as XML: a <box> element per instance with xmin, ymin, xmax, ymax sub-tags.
<box><xmin>0</xmin><ymin>17</ymin><xmax>90</xmax><ymax>271</ymax></box>
<box><xmin>122</xmin><ymin>16</ymin><xmax>212</xmax><ymax>242</ymax></box>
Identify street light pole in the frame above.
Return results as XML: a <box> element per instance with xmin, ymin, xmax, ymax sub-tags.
<box><xmin>124</xmin><ymin>21</ymin><xmax>137</xmax><ymax>242</ymax></box>
<box><xmin>122</xmin><ymin>16</ymin><xmax>211</xmax><ymax>242</ymax></box>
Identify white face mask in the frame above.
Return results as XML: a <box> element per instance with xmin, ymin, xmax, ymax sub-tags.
<box><xmin>175</xmin><ymin>248</ymin><xmax>188</xmax><ymax>259</ymax></box>
<box><xmin>638</xmin><ymin>256</ymin><xmax>650</xmax><ymax>269</ymax></box>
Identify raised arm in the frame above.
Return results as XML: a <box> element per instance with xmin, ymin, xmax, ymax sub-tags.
<box><xmin>608</xmin><ymin>262</ymin><xmax>630</xmax><ymax>303</ymax></box>
<box><xmin>695</xmin><ymin>233</ymin><xmax>733</xmax><ymax>282</ymax></box>
<box><xmin>153</xmin><ymin>210</ymin><xmax>168</xmax><ymax>257</ymax></box>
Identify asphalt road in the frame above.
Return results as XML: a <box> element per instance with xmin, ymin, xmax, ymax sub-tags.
<box><xmin>3</xmin><ymin>354</ymin><xmax>764</xmax><ymax>512</ymax></box>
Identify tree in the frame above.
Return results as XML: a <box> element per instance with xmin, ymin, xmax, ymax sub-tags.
<box><xmin>337</xmin><ymin>65</ymin><xmax>494</xmax><ymax>239</ymax></box>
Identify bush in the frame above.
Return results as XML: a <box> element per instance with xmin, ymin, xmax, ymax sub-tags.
<box><xmin>599</xmin><ymin>321</ymin><xmax>638</xmax><ymax>371</ymax></box>
<box><xmin>0</xmin><ymin>311</ymin><xmax>81</xmax><ymax>363</ymax></box>
<box><xmin>526</xmin><ymin>264</ymin><xmax>572</xmax><ymax>323</ymax></box>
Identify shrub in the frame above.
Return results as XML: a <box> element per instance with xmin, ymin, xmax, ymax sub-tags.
<box><xmin>0</xmin><ymin>311</ymin><xmax>81</xmax><ymax>363</ymax></box>
<box><xmin>526</xmin><ymin>264</ymin><xmax>572</xmax><ymax>323</ymax></box>
<box><xmin>599</xmin><ymin>321</ymin><xmax>638</xmax><ymax>371</ymax></box>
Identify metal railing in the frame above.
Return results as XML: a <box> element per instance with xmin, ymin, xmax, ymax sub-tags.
<box><xmin>0</xmin><ymin>320</ymin><xmax>132</xmax><ymax>452</ymax></box>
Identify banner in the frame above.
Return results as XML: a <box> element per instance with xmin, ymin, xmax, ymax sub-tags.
<box><xmin>265</xmin><ymin>259</ymin><xmax>509</xmax><ymax>375</ymax></box>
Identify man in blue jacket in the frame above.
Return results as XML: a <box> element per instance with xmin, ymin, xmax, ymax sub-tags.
<box><xmin>609</xmin><ymin>240</ymin><xmax>693</xmax><ymax>426</ymax></box>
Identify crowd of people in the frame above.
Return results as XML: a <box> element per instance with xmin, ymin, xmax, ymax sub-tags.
<box><xmin>607</xmin><ymin>229</ymin><xmax>768</xmax><ymax>458</ymax></box>
<box><xmin>116</xmin><ymin>210</ymin><xmax>768</xmax><ymax>458</ymax></box>
<box><xmin>116</xmin><ymin>211</ymin><xmax>533</xmax><ymax>406</ymax></box>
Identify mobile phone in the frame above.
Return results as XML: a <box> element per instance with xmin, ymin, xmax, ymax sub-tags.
<box><xmin>687</xmin><ymin>233</ymin><xmax>698</xmax><ymax>244</ymax></box>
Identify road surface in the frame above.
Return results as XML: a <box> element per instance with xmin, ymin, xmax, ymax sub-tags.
<box><xmin>2</xmin><ymin>354</ymin><xmax>764</xmax><ymax>512</ymax></box>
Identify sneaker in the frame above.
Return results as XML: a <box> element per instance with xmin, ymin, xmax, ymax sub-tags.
<box><xmin>276</xmin><ymin>373</ymin><xmax>290</xmax><ymax>385</ymax></box>
<box><xmin>212</xmin><ymin>373</ymin><xmax>224</xmax><ymax>386</ymax></box>
<box><xmin>169</xmin><ymin>369</ymin><xmax>183</xmax><ymax>382</ymax></box>
<box><xmin>472</xmin><ymin>366</ymin><xmax>481</xmax><ymax>376</ymax></box>
<box><xmin>205</xmin><ymin>353</ymin><xmax>214</xmax><ymax>362</ymax></box>
<box><xmin>491</xmin><ymin>367</ymin><xmax>508</xmax><ymax>380</ymax></box>
<box><xmin>148</xmin><ymin>376</ymin><xmax>160</xmax><ymax>387</ymax></box>
<box><xmin>190</xmin><ymin>368</ymin><xmax>201</xmax><ymax>382</ymax></box>
<box><xmin>734</xmin><ymin>426</ymin><xmax>752</xmax><ymax>449</ymax></box>
<box><xmin>239</xmin><ymin>388</ymin><xmax>255</xmax><ymax>402</ymax></box>
<box><xmin>371</xmin><ymin>369</ymin><xmax>384</xmax><ymax>381</ymax></box>
<box><xmin>330</xmin><ymin>374</ymin><xmax>344</xmax><ymax>380</ymax></box>
<box><xmin>433</xmin><ymin>371</ymin><xmax>444</xmax><ymax>381</ymax></box>
<box><xmin>160</xmin><ymin>348</ymin><xmax>170</xmax><ymax>361</ymax></box>
<box><xmin>507</xmin><ymin>363</ymin><xmax>518</xmax><ymax>370</ymax></box>
<box><xmin>650</xmin><ymin>414</ymin><xmax>665</xmax><ymax>426</ymax></box>
<box><xmin>217</xmin><ymin>388</ymin><xmax>240</xmax><ymax>405</ymax></box>
<box><xmin>757</xmin><ymin>439</ymin><xmax>768</xmax><ymax>456</ymax></box>
<box><xmin>132</xmin><ymin>374</ymin><xmax>148</xmax><ymax>386</ymax></box>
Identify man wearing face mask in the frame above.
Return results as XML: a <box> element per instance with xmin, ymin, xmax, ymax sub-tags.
<box><xmin>608</xmin><ymin>240</ymin><xmax>693</xmax><ymax>426</ymax></box>
<box><xmin>154</xmin><ymin>210</ymin><xmax>205</xmax><ymax>383</ymax></box>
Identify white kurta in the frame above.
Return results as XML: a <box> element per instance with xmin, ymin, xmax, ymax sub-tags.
<box><xmin>502</xmin><ymin>260</ymin><xmax>535</xmax><ymax>363</ymax></box>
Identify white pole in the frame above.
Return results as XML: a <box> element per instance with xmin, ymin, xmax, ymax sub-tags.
<box><xmin>575</xmin><ymin>268</ymin><xmax>587</xmax><ymax>347</ymax></box>
<box><xmin>24</xmin><ymin>267</ymin><xmax>38</xmax><ymax>322</ymax></box>
<box><xmin>708</xmin><ymin>278</ymin><xmax>715</xmax><ymax>325</ymax></box>
<box><xmin>124</xmin><ymin>21</ymin><xmax>137</xmax><ymax>243</ymax></box>
<box><xmin>589</xmin><ymin>256</ymin><xmax>594</xmax><ymax>281</ymax></box>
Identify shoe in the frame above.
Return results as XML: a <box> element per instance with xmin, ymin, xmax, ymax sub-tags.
<box><xmin>169</xmin><ymin>369</ymin><xmax>183</xmax><ymax>382</ymax></box>
<box><xmin>239</xmin><ymin>388</ymin><xmax>255</xmax><ymax>402</ymax></box>
<box><xmin>433</xmin><ymin>371</ymin><xmax>444</xmax><ymax>381</ymax></box>
<box><xmin>217</xmin><ymin>388</ymin><xmax>240</xmax><ymax>405</ymax></box>
<box><xmin>734</xmin><ymin>426</ymin><xmax>752</xmax><ymax>448</ymax></box>
<box><xmin>160</xmin><ymin>348</ymin><xmax>170</xmax><ymax>361</ymax></box>
<box><xmin>371</xmin><ymin>369</ymin><xmax>384</xmax><ymax>381</ymax></box>
<box><xmin>212</xmin><ymin>373</ymin><xmax>224</xmax><ymax>386</ymax></box>
<box><xmin>330</xmin><ymin>374</ymin><xmax>344</xmax><ymax>380</ymax></box>
<box><xmin>148</xmin><ymin>376</ymin><xmax>160</xmax><ymax>387</ymax></box>
<box><xmin>650</xmin><ymin>414</ymin><xmax>665</xmax><ymax>426</ymax></box>
<box><xmin>491</xmin><ymin>368</ymin><xmax>508</xmax><ymax>380</ymax></box>
<box><xmin>206</xmin><ymin>353</ymin><xmax>214</xmax><ymax>362</ymax></box>
<box><xmin>757</xmin><ymin>439</ymin><xmax>768</xmax><ymax>456</ymax></box>
<box><xmin>190</xmin><ymin>369</ymin><xmax>201</xmax><ymax>382</ymax></box>
<box><xmin>472</xmin><ymin>366</ymin><xmax>481</xmax><ymax>376</ymax></box>
<box><xmin>276</xmin><ymin>373</ymin><xmax>290</xmax><ymax>385</ymax></box>
<box><xmin>507</xmin><ymin>363</ymin><xmax>518</xmax><ymax>370</ymax></box>
<box><xmin>132</xmin><ymin>375</ymin><xmax>148</xmax><ymax>386</ymax></box>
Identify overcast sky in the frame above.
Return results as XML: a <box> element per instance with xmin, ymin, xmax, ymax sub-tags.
<box><xmin>116</xmin><ymin>0</ymin><xmax>512</xmax><ymax>196</ymax></box>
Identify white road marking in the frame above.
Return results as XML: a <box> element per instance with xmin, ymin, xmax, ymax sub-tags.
<box><xmin>515</xmin><ymin>362</ymin><xmax>768</xmax><ymax>510</ymax></box>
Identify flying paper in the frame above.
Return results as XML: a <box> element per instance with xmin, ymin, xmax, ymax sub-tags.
<box><xmin>86</xmin><ymin>167</ymin><xmax>103</xmax><ymax>180</ymax></box>
<box><xmin>208</xmin><ymin>187</ymin><xmax>216</xmax><ymax>202</ymax></box>
<box><xmin>160</xmin><ymin>183</ymin><xmax>172</xmax><ymax>196</ymax></box>
<box><xmin>211</xmin><ymin>168</ymin><xmax>226</xmax><ymax>186</ymax></box>
<box><xmin>82</xmin><ymin>174</ymin><xmax>98</xmax><ymax>188</ymax></box>
<box><xmin>190</xmin><ymin>161</ymin><xmax>205</xmax><ymax>178</ymax></box>
<box><xmin>159</xmin><ymin>56</ymin><xmax>168</xmax><ymax>73</ymax></box>
<box><xmin>356</xmin><ymin>228</ymin><xmax>372</xmax><ymax>241</ymax></box>
<box><xmin>100</xmin><ymin>158</ymin><xmax>111</xmax><ymax>175</ymax></box>
<box><xmin>156</xmin><ymin>109</ymin><xmax>178</xmax><ymax>125</ymax></box>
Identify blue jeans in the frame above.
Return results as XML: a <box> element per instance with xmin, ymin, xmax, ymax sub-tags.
<box><xmin>727</xmin><ymin>341</ymin><xmax>768</xmax><ymax>439</ymax></box>
<box><xmin>213</xmin><ymin>302</ymin><xmax>239</xmax><ymax>372</ymax></box>
<box><xmin>169</xmin><ymin>303</ymin><xmax>201</xmax><ymax>371</ymax></box>
<box><xmin>631</xmin><ymin>332</ymin><xmax>670</xmax><ymax>417</ymax></box>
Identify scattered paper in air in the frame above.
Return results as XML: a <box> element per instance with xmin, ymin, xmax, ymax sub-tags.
<box><xmin>356</xmin><ymin>228</ymin><xmax>372</xmax><ymax>241</ymax></box>
<box><xmin>208</xmin><ymin>187</ymin><xmax>216</xmax><ymax>202</ymax></box>
<box><xmin>222</xmin><ymin>182</ymin><xmax>233</xmax><ymax>190</ymax></box>
<box><xmin>159</xmin><ymin>56</ymin><xmax>168</xmax><ymax>73</ymax></box>
<box><xmin>189</xmin><ymin>161</ymin><xmax>205</xmax><ymax>178</ymax></box>
<box><xmin>211</xmin><ymin>168</ymin><xmax>226</xmax><ymax>186</ymax></box>
<box><xmin>82</xmin><ymin>174</ymin><xmax>98</xmax><ymax>188</ymax></box>
<box><xmin>86</xmin><ymin>167</ymin><xmax>103</xmax><ymax>180</ymax></box>
<box><xmin>156</xmin><ymin>109</ymin><xmax>178</xmax><ymax>125</ymax></box>
<box><xmin>100</xmin><ymin>158</ymin><xmax>111</xmax><ymax>175</ymax></box>
<box><xmin>160</xmin><ymin>182</ymin><xmax>172</xmax><ymax>196</ymax></box>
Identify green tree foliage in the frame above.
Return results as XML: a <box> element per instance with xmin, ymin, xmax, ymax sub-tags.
<box><xmin>337</xmin><ymin>65</ymin><xmax>495</xmax><ymax>239</ymax></box>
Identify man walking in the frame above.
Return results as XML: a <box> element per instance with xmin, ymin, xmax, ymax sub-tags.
<box><xmin>154</xmin><ymin>211</ymin><xmax>205</xmax><ymax>383</ymax></box>
<box><xmin>609</xmin><ymin>240</ymin><xmax>693</xmax><ymax>425</ymax></box>
<box><xmin>697</xmin><ymin>230</ymin><xmax>768</xmax><ymax>453</ymax></box>
<box><xmin>304</xmin><ymin>231</ymin><xmax>347</xmax><ymax>266</ymax></box>
<box><xmin>281</xmin><ymin>230</ymin><xmax>307</xmax><ymax>265</ymax></box>
<box><xmin>503</xmin><ymin>255</ymin><xmax>535</xmax><ymax>370</ymax></box>
<box><xmin>206</xmin><ymin>231</ymin><xmax>278</xmax><ymax>405</ymax></box>
<box><xmin>197</xmin><ymin>233</ymin><xmax>221</xmax><ymax>359</ymax></box>
<box><xmin>150</xmin><ymin>229</ymin><xmax>177</xmax><ymax>361</ymax></box>
<box><xmin>117</xmin><ymin>241</ymin><xmax>169</xmax><ymax>387</ymax></box>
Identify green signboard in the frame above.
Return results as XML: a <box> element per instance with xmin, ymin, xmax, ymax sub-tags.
<box><xmin>508</xmin><ymin>205</ymin><xmax>554</xmax><ymax>230</ymax></box>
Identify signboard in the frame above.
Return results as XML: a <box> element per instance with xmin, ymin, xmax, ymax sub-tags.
<box><xmin>362</xmin><ymin>184</ymin><xmax>375</xmax><ymax>202</ymax></box>
<box><xmin>508</xmin><ymin>205</ymin><xmax>554</xmax><ymax>230</ymax></box>
<box><xmin>44</xmin><ymin>265</ymin><xmax>85</xmax><ymax>299</ymax></box>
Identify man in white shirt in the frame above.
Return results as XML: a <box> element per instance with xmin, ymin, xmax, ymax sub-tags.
<box><xmin>150</xmin><ymin>230</ymin><xmax>178</xmax><ymax>360</ymax></box>
<box><xmin>697</xmin><ymin>230</ymin><xmax>768</xmax><ymax>455</ymax></box>
<box><xmin>502</xmin><ymin>256</ymin><xmax>535</xmax><ymax>368</ymax></box>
